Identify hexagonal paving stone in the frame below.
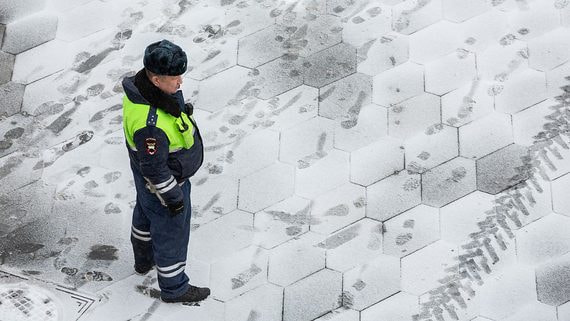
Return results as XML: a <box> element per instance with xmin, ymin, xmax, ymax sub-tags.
<box><xmin>0</xmin><ymin>81</ymin><xmax>25</xmax><ymax>117</ymax></box>
<box><xmin>440</xmin><ymin>191</ymin><xmax>496</xmax><ymax>245</ymax></box>
<box><xmin>0</xmin><ymin>114</ymin><xmax>33</xmax><ymax>158</ymax></box>
<box><xmin>279</xmin><ymin>116</ymin><xmax>335</xmax><ymax>166</ymax></box>
<box><xmin>314</xmin><ymin>308</ymin><xmax>359</xmax><ymax>321</ymax></box>
<box><xmin>224</xmin><ymin>129</ymin><xmax>279</xmax><ymax>178</ymax></box>
<box><xmin>502</xmin><ymin>301</ymin><xmax>557</xmax><ymax>321</ymax></box>
<box><xmin>295</xmin><ymin>149</ymin><xmax>350</xmax><ymax>199</ymax></box>
<box><xmin>405</xmin><ymin>124</ymin><xmax>459</xmax><ymax>173</ymax></box>
<box><xmin>506</xmin><ymin>2</ymin><xmax>560</xmax><ymax>41</ymax></box>
<box><xmin>189</xmin><ymin>210</ymin><xmax>254</xmax><ymax>263</ymax></box>
<box><xmin>277</xmin><ymin>14</ymin><xmax>343</xmax><ymax>58</ymax></box>
<box><xmin>224</xmin><ymin>283</ymin><xmax>283</xmax><ymax>321</ymax></box>
<box><xmin>12</xmin><ymin>39</ymin><xmax>70</xmax><ymax>85</ymax></box>
<box><xmin>547</xmin><ymin>61</ymin><xmax>570</xmax><ymax>98</ymax></box>
<box><xmin>372</xmin><ymin>62</ymin><xmax>424</xmax><ymax>108</ymax></box>
<box><xmin>304</xmin><ymin>42</ymin><xmax>357</xmax><ymax>88</ymax></box>
<box><xmin>268</xmin><ymin>232</ymin><xmax>325</xmax><ymax>287</ymax></box>
<box><xmin>190</xmin><ymin>175</ymin><xmax>238</xmax><ymax>226</ymax></box>
<box><xmin>366</xmin><ymin>169</ymin><xmax>421</xmax><ymax>222</ymax></box>
<box><xmin>460</xmin><ymin>9</ymin><xmax>510</xmax><ymax>54</ymax></box>
<box><xmin>392</xmin><ymin>0</ymin><xmax>443</xmax><ymax>35</ymax></box>
<box><xmin>476</xmin><ymin>144</ymin><xmax>530</xmax><ymax>195</ymax></box>
<box><xmin>238</xmin><ymin>162</ymin><xmax>295</xmax><ymax>213</ymax></box>
<box><xmin>383</xmin><ymin>204</ymin><xmax>440</xmax><ymax>257</ymax></box>
<box><xmin>2</xmin><ymin>13</ymin><xmax>58</xmax><ymax>55</ymax></box>
<box><xmin>409</xmin><ymin>21</ymin><xmax>464</xmax><ymax>64</ymax></box>
<box><xmin>477</xmin><ymin>41</ymin><xmax>529</xmax><ymax>81</ymax></box>
<box><xmin>334</xmin><ymin>103</ymin><xmax>387</xmax><ymax>152</ymax></box>
<box><xmin>319</xmin><ymin>218</ymin><xmax>383</xmax><ymax>272</ymax></box>
<box><xmin>56</xmin><ymin>0</ymin><xmax>121</xmax><ymax>42</ymax></box>
<box><xmin>283</xmin><ymin>268</ymin><xmax>342</xmax><ymax>321</ymax></box>
<box><xmin>342</xmin><ymin>254</ymin><xmax>400</xmax><ymax>311</ymax></box>
<box><xmin>388</xmin><ymin>93</ymin><xmax>441</xmax><ymax>140</ymax></box>
<box><xmin>238</xmin><ymin>25</ymin><xmax>286</xmax><ymax>68</ymax></box>
<box><xmin>553</xmin><ymin>173</ymin><xmax>570</xmax><ymax>217</ymax></box>
<box><xmin>0</xmin><ymin>0</ymin><xmax>46</xmax><ymax>24</ymax></box>
<box><xmin>459</xmin><ymin>112</ymin><xmax>513</xmax><ymax>159</ymax></box>
<box><xmin>350</xmin><ymin>137</ymin><xmax>404</xmax><ymax>186</ymax></box>
<box><xmin>253</xmin><ymin>55</ymin><xmax>304</xmax><ymax>99</ymax></box>
<box><xmin>498</xmin><ymin>179</ymin><xmax>553</xmax><ymax>229</ymax></box>
<box><xmin>186</xmin><ymin>37</ymin><xmax>238</xmax><ymax>81</ymax></box>
<box><xmin>253</xmin><ymin>196</ymin><xmax>312</xmax><ymax>249</ymax></box>
<box><xmin>195</xmin><ymin>66</ymin><xmax>255</xmax><ymax>113</ymax></box>
<box><xmin>528</xmin><ymin>28</ymin><xmax>570</xmax><ymax>72</ymax></box>
<box><xmin>318</xmin><ymin>73</ymin><xmax>372</xmax><ymax>121</ymax></box>
<box><xmin>357</xmin><ymin>33</ymin><xmax>409</xmax><ymax>76</ymax></box>
<box><xmin>512</xmin><ymin>99</ymin><xmax>559</xmax><ymax>147</ymax></box>
<box><xmin>210</xmin><ymin>246</ymin><xmax>268</xmax><ymax>301</ymax></box>
<box><xmin>401</xmin><ymin>240</ymin><xmax>458</xmax><ymax>295</ymax></box>
<box><xmin>477</xmin><ymin>266</ymin><xmax>537</xmax><ymax>320</ymax></box>
<box><xmin>273</xmin><ymin>0</ymin><xmax>326</xmax><ymax>23</ymax></box>
<box><xmin>310</xmin><ymin>183</ymin><xmax>366</xmax><ymax>235</ymax></box>
<box><xmin>536</xmin><ymin>253</ymin><xmax>570</xmax><ymax>307</ymax></box>
<box><xmin>342</xmin><ymin>3</ymin><xmax>392</xmax><ymax>47</ymax></box>
<box><xmin>361</xmin><ymin>292</ymin><xmax>419</xmax><ymax>321</ymax></box>
<box><xmin>442</xmin><ymin>80</ymin><xmax>495</xmax><ymax>127</ymax></box>
<box><xmin>0</xmin><ymin>51</ymin><xmax>14</xmax><ymax>86</ymax></box>
<box><xmin>442</xmin><ymin>0</ymin><xmax>489</xmax><ymax>22</ymax></box>
<box><xmin>222</xmin><ymin>1</ymin><xmax>275</xmax><ymax>39</ymax></box>
<box><xmin>264</xmin><ymin>85</ymin><xmax>319</xmax><ymax>131</ymax></box>
<box><xmin>495</xmin><ymin>68</ymin><xmax>548</xmax><ymax>115</ymax></box>
<box><xmin>422</xmin><ymin>157</ymin><xmax>477</xmax><ymax>207</ymax></box>
<box><xmin>425</xmin><ymin>51</ymin><xmax>477</xmax><ymax>96</ymax></box>
<box><xmin>560</xmin><ymin>300</ymin><xmax>570</xmax><ymax>321</ymax></box>
<box><xmin>516</xmin><ymin>213</ymin><xmax>570</xmax><ymax>266</ymax></box>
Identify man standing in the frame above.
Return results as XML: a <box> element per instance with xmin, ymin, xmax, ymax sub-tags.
<box><xmin>121</xmin><ymin>39</ymin><xmax>210</xmax><ymax>303</ymax></box>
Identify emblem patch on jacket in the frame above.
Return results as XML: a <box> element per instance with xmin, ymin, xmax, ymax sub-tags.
<box><xmin>145</xmin><ymin>138</ymin><xmax>157</xmax><ymax>155</ymax></box>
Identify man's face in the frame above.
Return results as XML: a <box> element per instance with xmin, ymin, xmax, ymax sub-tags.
<box><xmin>152</xmin><ymin>74</ymin><xmax>183</xmax><ymax>95</ymax></box>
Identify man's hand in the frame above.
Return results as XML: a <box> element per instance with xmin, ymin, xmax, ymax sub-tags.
<box><xmin>167</xmin><ymin>201</ymin><xmax>184</xmax><ymax>216</ymax></box>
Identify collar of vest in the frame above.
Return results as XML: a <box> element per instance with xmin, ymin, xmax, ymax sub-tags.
<box><xmin>121</xmin><ymin>69</ymin><xmax>182</xmax><ymax>118</ymax></box>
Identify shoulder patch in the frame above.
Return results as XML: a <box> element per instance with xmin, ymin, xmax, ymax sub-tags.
<box><xmin>145</xmin><ymin>138</ymin><xmax>157</xmax><ymax>155</ymax></box>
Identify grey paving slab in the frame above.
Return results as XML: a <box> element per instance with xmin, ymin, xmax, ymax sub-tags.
<box><xmin>224</xmin><ymin>129</ymin><xmax>279</xmax><ymax>178</ymax></box>
<box><xmin>477</xmin><ymin>41</ymin><xmax>528</xmax><ymax>81</ymax></box>
<box><xmin>388</xmin><ymin>92</ymin><xmax>441</xmax><ymax>140</ymax></box>
<box><xmin>366</xmin><ymin>169</ymin><xmax>421</xmax><ymax>222</ymax></box>
<box><xmin>512</xmin><ymin>99</ymin><xmax>557</xmax><ymax>147</ymax></box>
<box><xmin>383</xmin><ymin>204</ymin><xmax>439</xmax><ymax>257</ymax></box>
<box><xmin>253</xmin><ymin>196</ymin><xmax>312</xmax><ymax>249</ymax></box>
<box><xmin>350</xmin><ymin>136</ymin><xmax>404</xmax><ymax>186</ymax></box>
<box><xmin>238</xmin><ymin>162</ymin><xmax>295</xmax><ymax>213</ymax></box>
<box><xmin>392</xmin><ymin>0</ymin><xmax>442</xmax><ymax>35</ymax></box>
<box><xmin>11</xmin><ymin>39</ymin><xmax>70</xmax><ymax>85</ymax></box>
<box><xmin>295</xmin><ymin>149</ymin><xmax>350</xmax><ymax>199</ymax></box>
<box><xmin>0</xmin><ymin>81</ymin><xmax>24</xmax><ymax>117</ymax></box>
<box><xmin>195</xmin><ymin>66</ymin><xmax>254</xmax><ymax>113</ymax></box>
<box><xmin>459</xmin><ymin>112</ymin><xmax>513</xmax><ymax>159</ymax></box>
<box><xmin>209</xmin><ymin>246</ymin><xmax>268</xmax><ymax>301</ymax></box>
<box><xmin>409</xmin><ymin>21</ymin><xmax>464</xmax><ymax>64</ymax></box>
<box><xmin>341</xmin><ymin>3</ymin><xmax>392</xmax><ymax>47</ymax></box>
<box><xmin>303</xmin><ymin>42</ymin><xmax>356</xmax><ymax>88</ymax></box>
<box><xmin>185</xmin><ymin>37</ymin><xmax>238</xmax><ymax>81</ymax></box>
<box><xmin>405</xmin><ymin>124</ymin><xmax>459</xmax><ymax>173</ymax></box>
<box><xmin>188</xmin><ymin>210</ymin><xmax>254</xmax><ymax>264</ymax></box>
<box><xmin>528</xmin><ymin>28</ymin><xmax>570</xmax><ymax>72</ymax></box>
<box><xmin>283</xmin><ymin>268</ymin><xmax>342</xmax><ymax>321</ymax></box>
<box><xmin>501</xmin><ymin>301</ymin><xmax>557</xmax><ymax>321</ymax></box>
<box><xmin>267</xmin><ymin>232</ymin><xmax>325</xmax><ymax>287</ymax></box>
<box><xmin>0</xmin><ymin>0</ymin><xmax>46</xmax><ymax>24</ymax></box>
<box><xmin>310</xmin><ymin>183</ymin><xmax>365</xmax><ymax>235</ymax></box>
<box><xmin>277</xmin><ymin>14</ymin><xmax>343</xmax><ymax>58</ymax></box>
<box><xmin>2</xmin><ymin>13</ymin><xmax>57</xmax><ymax>55</ymax></box>
<box><xmin>279</xmin><ymin>116</ymin><xmax>335</xmax><ymax>166</ymax></box>
<box><xmin>561</xmin><ymin>301</ymin><xmax>570</xmax><ymax>321</ymax></box>
<box><xmin>222</xmin><ymin>1</ymin><xmax>276</xmax><ymax>39</ymax></box>
<box><xmin>442</xmin><ymin>0</ymin><xmax>489</xmax><ymax>22</ymax></box>
<box><xmin>552</xmin><ymin>173</ymin><xmax>570</xmax><ymax>217</ymax></box>
<box><xmin>0</xmin><ymin>114</ymin><xmax>33</xmax><ymax>158</ymax></box>
<box><xmin>516</xmin><ymin>213</ymin><xmax>570</xmax><ymax>266</ymax></box>
<box><xmin>497</xmin><ymin>178</ymin><xmax>553</xmax><ymax>229</ymax></box>
<box><xmin>0</xmin><ymin>49</ymin><xmax>14</xmax><ymax>85</ymax></box>
<box><xmin>372</xmin><ymin>62</ymin><xmax>424</xmax><ymax>108</ymax></box>
<box><xmin>319</xmin><ymin>218</ymin><xmax>383</xmax><ymax>272</ymax></box>
<box><xmin>318</xmin><ymin>72</ymin><xmax>372</xmax><ymax>121</ymax></box>
<box><xmin>360</xmin><ymin>292</ymin><xmax>419</xmax><ymax>321</ymax></box>
<box><xmin>425</xmin><ymin>51</ymin><xmax>477</xmax><ymax>96</ymax></box>
<box><xmin>314</xmin><ymin>308</ymin><xmax>359</xmax><ymax>321</ymax></box>
<box><xmin>505</xmin><ymin>2</ymin><xmax>560</xmax><ymax>41</ymax></box>
<box><xmin>258</xmin><ymin>85</ymin><xmax>319</xmax><ymax>131</ymax></box>
<box><xmin>253</xmin><ymin>55</ymin><xmax>304</xmax><ymax>99</ymax></box>
<box><xmin>224</xmin><ymin>283</ymin><xmax>283</xmax><ymax>321</ymax></box>
<box><xmin>459</xmin><ymin>9</ymin><xmax>510</xmax><ymax>54</ymax></box>
<box><xmin>342</xmin><ymin>254</ymin><xmax>400</xmax><ymax>311</ymax></box>
<box><xmin>56</xmin><ymin>1</ymin><xmax>121</xmax><ymax>42</ymax></box>
<box><xmin>476</xmin><ymin>144</ymin><xmax>530</xmax><ymax>195</ymax></box>
<box><xmin>153</xmin><ymin>299</ymin><xmax>225</xmax><ymax>321</ymax></box>
<box><xmin>333</xmin><ymin>103</ymin><xmax>387</xmax><ymax>152</ymax></box>
<box><xmin>442</xmin><ymin>80</ymin><xmax>494</xmax><ymax>127</ymax></box>
<box><xmin>190</xmin><ymin>175</ymin><xmax>238</xmax><ymax>226</ymax></box>
<box><xmin>536</xmin><ymin>253</ymin><xmax>570</xmax><ymax>307</ymax></box>
<box><xmin>494</xmin><ymin>68</ymin><xmax>549</xmax><ymax>115</ymax></box>
<box><xmin>422</xmin><ymin>157</ymin><xmax>477</xmax><ymax>207</ymax></box>
<box><xmin>357</xmin><ymin>33</ymin><xmax>409</xmax><ymax>76</ymax></box>
<box><xmin>237</xmin><ymin>25</ymin><xmax>284</xmax><ymax>68</ymax></box>
<box><xmin>546</xmin><ymin>61</ymin><xmax>570</xmax><ymax>98</ymax></box>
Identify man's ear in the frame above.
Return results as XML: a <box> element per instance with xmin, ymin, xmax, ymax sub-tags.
<box><xmin>150</xmin><ymin>75</ymin><xmax>160</xmax><ymax>87</ymax></box>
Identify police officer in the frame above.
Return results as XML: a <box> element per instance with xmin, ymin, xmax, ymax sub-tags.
<box><xmin>121</xmin><ymin>39</ymin><xmax>210</xmax><ymax>303</ymax></box>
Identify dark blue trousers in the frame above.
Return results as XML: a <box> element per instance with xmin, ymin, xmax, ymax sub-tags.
<box><xmin>129</xmin><ymin>161</ymin><xmax>191</xmax><ymax>299</ymax></box>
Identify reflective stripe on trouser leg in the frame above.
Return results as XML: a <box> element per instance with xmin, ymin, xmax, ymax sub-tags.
<box><xmin>132</xmin><ymin>226</ymin><xmax>151</xmax><ymax>242</ymax></box>
<box><xmin>156</xmin><ymin>261</ymin><xmax>186</xmax><ymax>278</ymax></box>
<box><xmin>131</xmin><ymin>200</ymin><xmax>154</xmax><ymax>269</ymax></box>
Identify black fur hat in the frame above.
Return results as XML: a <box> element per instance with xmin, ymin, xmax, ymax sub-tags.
<box><xmin>143</xmin><ymin>40</ymin><xmax>187</xmax><ymax>76</ymax></box>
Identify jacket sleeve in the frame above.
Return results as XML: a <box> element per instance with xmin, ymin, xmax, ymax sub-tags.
<box><xmin>133</xmin><ymin>126</ymin><xmax>183</xmax><ymax>206</ymax></box>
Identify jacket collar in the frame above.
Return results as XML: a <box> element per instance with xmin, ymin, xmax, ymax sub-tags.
<box><xmin>122</xmin><ymin>69</ymin><xmax>182</xmax><ymax>118</ymax></box>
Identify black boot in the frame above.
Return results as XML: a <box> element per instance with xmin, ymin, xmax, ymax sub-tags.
<box><xmin>161</xmin><ymin>284</ymin><xmax>211</xmax><ymax>303</ymax></box>
<box><xmin>134</xmin><ymin>264</ymin><xmax>153</xmax><ymax>276</ymax></box>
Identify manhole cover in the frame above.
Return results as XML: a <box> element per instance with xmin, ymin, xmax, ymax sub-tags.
<box><xmin>0</xmin><ymin>283</ymin><xmax>62</xmax><ymax>321</ymax></box>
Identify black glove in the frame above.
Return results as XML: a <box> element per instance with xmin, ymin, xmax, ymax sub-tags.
<box><xmin>184</xmin><ymin>102</ymin><xmax>194</xmax><ymax>116</ymax></box>
<box><xmin>167</xmin><ymin>201</ymin><xmax>184</xmax><ymax>216</ymax></box>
